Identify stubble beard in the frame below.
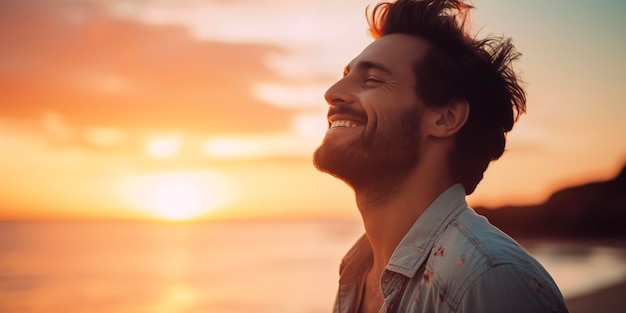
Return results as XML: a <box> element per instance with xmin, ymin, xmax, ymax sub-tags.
<box><xmin>313</xmin><ymin>106</ymin><xmax>423</xmax><ymax>194</ymax></box>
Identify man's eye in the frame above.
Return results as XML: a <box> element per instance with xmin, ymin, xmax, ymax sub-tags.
<box><xmin>364</xmin><ymin>77</ymin><xmax>382</xmax><ymax>85</ymax></box>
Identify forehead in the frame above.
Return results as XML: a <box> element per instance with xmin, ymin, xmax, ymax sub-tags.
<box><xmin>348</xmin><ymin>33</ymin><xmax>431</xmax><ymax>75</ymax></box>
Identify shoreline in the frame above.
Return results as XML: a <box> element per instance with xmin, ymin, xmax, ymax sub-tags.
<box><xmin>566</xmin><ymin>279</ymin><xmax>626</xmax><ymax>313</ymax></box>
<box><xmin>518</xmin><ymin>236</ymin><xmax>626</xmax><ymax>313</ymax></box>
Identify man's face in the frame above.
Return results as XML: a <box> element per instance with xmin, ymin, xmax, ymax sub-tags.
<box><xmin>313</xmin><ymin>34</ymin><xmax>431</xmax><ymax>188</ymax></box>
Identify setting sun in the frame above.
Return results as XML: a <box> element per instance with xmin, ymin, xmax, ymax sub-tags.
<box><xmin>118</xmin><ymin>171</ymin><xmax>236</xmax><ymax>221</ymax></box>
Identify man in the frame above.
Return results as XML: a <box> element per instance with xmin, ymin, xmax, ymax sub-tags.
<box><xmin>313</xmin><ymin>0</ymin><xmax>569</xmax><ymax>312</ymax></box>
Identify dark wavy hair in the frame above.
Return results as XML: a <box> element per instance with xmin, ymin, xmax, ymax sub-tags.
<box><xmin>368</xmin><ymin>0</ymin><xmax>526</xmax><ymax>194</ymax></box>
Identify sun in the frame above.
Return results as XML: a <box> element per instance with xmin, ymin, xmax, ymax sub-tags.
<box><xmin>149</xmin><ymin>177</ymin><xmax>205</xmax><ymax>221</ymax></box>
<box><xmin>119</xmin><ymin>171</ymin><xmax>235</xmax><ymax>221</ymax></box>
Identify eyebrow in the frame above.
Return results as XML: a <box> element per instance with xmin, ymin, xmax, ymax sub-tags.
<box><xmin>344</xmin><ymin>60</ymin><xmax>393</xmax><ymax>76</ymax></box>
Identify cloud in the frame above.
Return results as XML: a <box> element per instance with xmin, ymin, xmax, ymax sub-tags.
<box><xmin>123</xmin><ymin>0</ymin><xmax>374</xmax><ymax>80</ymax></box>
<box><xmin>252</xmin><ymin>83</ymin><xmax>329</xmax><ymax>110</ymax></box>
<box><xmin>0</xmin><ymin>0</ymin><xmax>295</xmax><ymax>143</ymax></box>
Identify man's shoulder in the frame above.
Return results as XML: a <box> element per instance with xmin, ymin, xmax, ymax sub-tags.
<box><xmin>420</xmin><ymin>208</ymin><xmax>567</xmax><ymax>311</ymax></box>
<box><xmin>427</xmin><ymin>207</ymin><xmax>547</xmax><ymax>286</ymax></box>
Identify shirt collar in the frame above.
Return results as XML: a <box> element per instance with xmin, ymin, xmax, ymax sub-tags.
<box><xmin>386</xmin><ymin>183</ymin><xmax>468</xmax><ymax>277</ymax></box>
<box><xmin>338</xmin><ymin>183</ymin><xmax>468</xmax><ymax>282</ymax></box>
<box><xmin>338</xmin><ymin>234</ymin><xmax>372</xmax><ymax>283</ymax></box>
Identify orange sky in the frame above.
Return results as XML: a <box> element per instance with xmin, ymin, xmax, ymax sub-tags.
<box><xmin>1</xmin><ymin>0</ymin><xmax>625</xmax><ymax>222</ymax></box>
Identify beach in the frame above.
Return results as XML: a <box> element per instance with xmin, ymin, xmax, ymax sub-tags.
<box><xmin>566</xmin><ymin>280</ymin><xmax>626</xmax><ymax>313</ymax></box>
<box><xmin>526</xmin><ymin>237</ymin><xmax>626</xmax><ymax>313</ymax></box>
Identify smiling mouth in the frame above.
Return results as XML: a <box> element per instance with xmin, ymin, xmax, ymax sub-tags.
<box><xmin>330</xmin><ymin>120</ymin><xmax>362</xmax><ymax>129</ymax></box>
<box><xmin>327</xmin><ymin>107</ymin><xmax>367</xmax><ymax>130</ymax></box>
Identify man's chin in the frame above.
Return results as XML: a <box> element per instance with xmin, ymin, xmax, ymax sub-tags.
<box><xmin>313</xmin><ymin>145</ymin><xmax>366</xmax><ymax>187</ymax></box>
<box><xmin>314</xmin><ymin>146</ymin><xmax>345</xmax><ymax>175</ymax></box>
<box><xmin>312</xmin><ymin>145</ymin><xmax>334</xmax><ymax>174</ymax></box>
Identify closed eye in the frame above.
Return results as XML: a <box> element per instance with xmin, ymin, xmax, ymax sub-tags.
<box><xmin>364</xmin><ymin>76</ymin><xmax>383</xmax><ymax>87</ymax></box>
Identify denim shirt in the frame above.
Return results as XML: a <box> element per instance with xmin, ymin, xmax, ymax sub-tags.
<box><xmin>333</xmin><ymin>184</ymin><xmax>569</xmax><ymax>313</ymax></box>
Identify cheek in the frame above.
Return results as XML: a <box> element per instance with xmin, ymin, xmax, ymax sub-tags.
<box><xmin>359</xmin><ymin>88</ymin><xmax>418</xmax><ymax>129</ymax></box>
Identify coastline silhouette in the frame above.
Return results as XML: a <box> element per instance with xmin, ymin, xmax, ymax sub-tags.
<box><xmin>476</xmin><ymin>163</ymin><xmax>626</xmax><ymax>238</ymax></box>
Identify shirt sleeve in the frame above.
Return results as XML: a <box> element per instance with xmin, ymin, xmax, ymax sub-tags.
<box><xmin>456</xmin><ymin>264</ymin><xmax>569</xmax><ymax>313</ymax></box>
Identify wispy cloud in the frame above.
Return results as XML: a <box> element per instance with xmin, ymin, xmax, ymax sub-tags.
<box><xmin>0</xmin><ymin>0</ymin><xmax>301</xmax><ymax>147</ymax></box>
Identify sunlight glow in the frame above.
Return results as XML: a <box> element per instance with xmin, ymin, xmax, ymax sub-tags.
<box><xmin>252</xmin><ymin>83</ymin><xmax>326</xmax><ymax>109</ymax></box>
<box><xmin>151</xmin><ymin>179</ymin><xmax>203</xmax><ymax>220</ymax></box>
<box><xmin>203</xmin><ymin>138</ymin><xmax>262</xmax><ymax>158</ymax></box>
<box><xmin>84</xmin><ymin>127</ymin><xmax>125</xmax><ymax>147</ymax></box>
<box><xmin>202</xmin><ymin>114</ymin><xmax>325</xmax><ymax>159</ymax></box>
<box><xmin>42</xmin><ymin>112</ymin><xmax>73</xmax><ymax>142</ymax></box>
<box><xmin>146</xmin><ymin>135</ymin><xmax>180</xmax><ymax>158</ymax></box>
<box><xmin>203</xmin><ymin>133</ymin><xmax>315</xmax><ymax>159</ymax></box>
<box><xmin>291</xmin><ymin>113</ymin><xmax>326</xmax><ymax>139</ymax></box>
<box><xmin>151</xmin><ymin>283</ymin><xmax>197</xmax><ymax>313</ymax></box>
<box><xmin>118</xmin><ymin>171</ymin><xmax>235</xmax><ymax>221</ymax></box>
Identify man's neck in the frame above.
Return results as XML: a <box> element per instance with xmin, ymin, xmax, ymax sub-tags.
<box><xmin>354</xmin><ymin>165</ymin><xmax>454</xmax><ymax>274</ymax></box>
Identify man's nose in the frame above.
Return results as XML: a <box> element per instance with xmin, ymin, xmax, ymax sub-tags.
<box><xmin>324</xmin><ymin>77</ymin><xmax>355</xmax><ymax>107</ymax></box>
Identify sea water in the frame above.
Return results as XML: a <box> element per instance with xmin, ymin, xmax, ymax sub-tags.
<box><xmin>1</xmin><ymin>220</ymin><xmax>624</xmax><ymax>313</ymax></box>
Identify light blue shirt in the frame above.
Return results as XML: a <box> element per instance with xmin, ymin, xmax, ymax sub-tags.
<box><xmin>333</xmin><ymin>184</ymin><xmax>569</xmax><ymax>313</ymax></box>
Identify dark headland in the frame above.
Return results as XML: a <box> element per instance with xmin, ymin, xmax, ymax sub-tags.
<box><xmin>475</xmin><ymin>163</ymin><xmax>626</xmax><ymax>239</ymax></box>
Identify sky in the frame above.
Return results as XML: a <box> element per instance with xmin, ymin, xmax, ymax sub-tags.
<box><xmin>0</xmin><ymin>0</ymin><xmax>624</xmax><ymax>222</ymax></box>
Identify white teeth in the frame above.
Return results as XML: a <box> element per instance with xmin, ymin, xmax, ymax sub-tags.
<box><xmin>330</xmin><ymin>120</ymin><xmax>360</xmax><ymax>128</ymax></box>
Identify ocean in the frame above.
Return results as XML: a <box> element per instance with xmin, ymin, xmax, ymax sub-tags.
<box><xmin>1</xmin><ymin>220</ymin><xmax>625</xmax><ymax>313</ymax></box>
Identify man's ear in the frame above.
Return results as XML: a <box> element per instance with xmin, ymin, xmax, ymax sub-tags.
<box><xmin>424</xmin><ymin>100</ymin><xmax>469</xmax><ymax>138</ymax></box>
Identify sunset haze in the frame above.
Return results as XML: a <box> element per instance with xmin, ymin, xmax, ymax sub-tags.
<box><xmin>1</xmin><ymin>0</ymin><xmax>625</xmax><ymax>222</ymax></box>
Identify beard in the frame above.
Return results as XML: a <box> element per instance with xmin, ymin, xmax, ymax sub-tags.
<box><xmin>313</xmin><ymin>105</ymin><xmax>423</xmax><ymax>191</ymax></box>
